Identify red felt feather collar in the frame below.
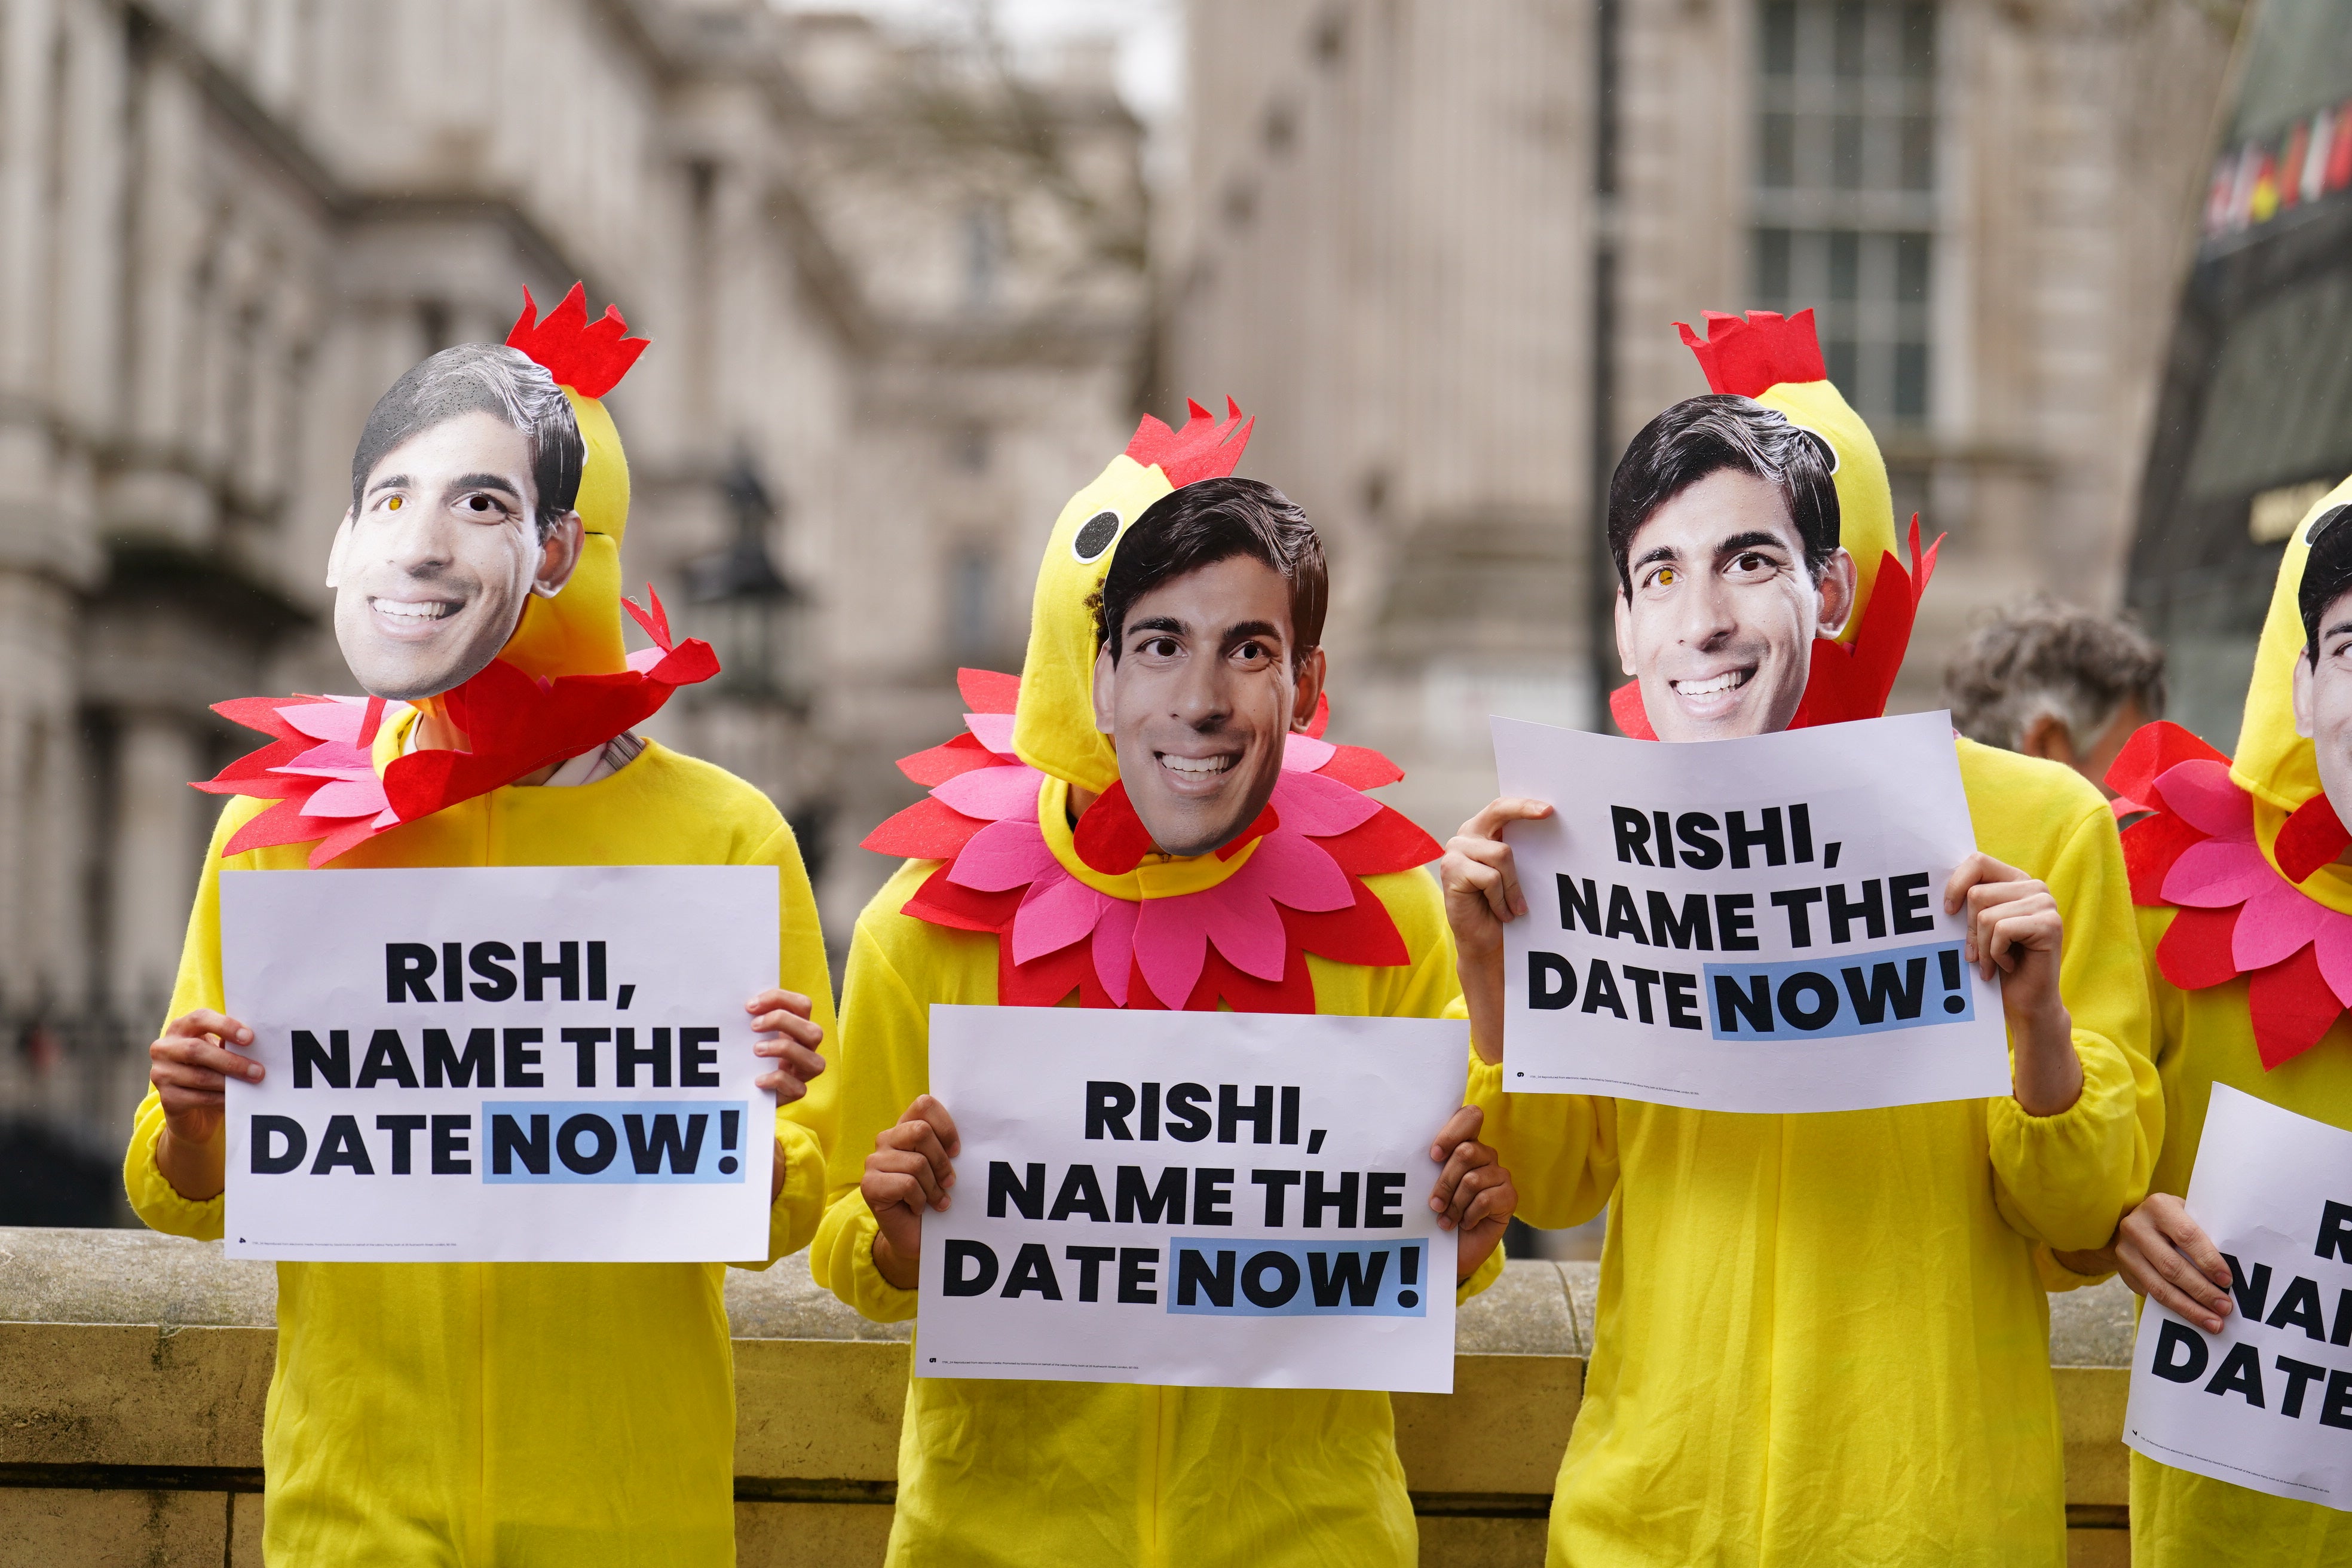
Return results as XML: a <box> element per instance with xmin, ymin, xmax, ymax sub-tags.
<box><xmin>195</xmin><ymin>588</ymin><xmax>718</xmax><ymax>866</ymax></box>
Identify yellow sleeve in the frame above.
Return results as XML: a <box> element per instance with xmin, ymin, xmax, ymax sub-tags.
<box><xmin>1460</xmin><ymin>1012</ymin><xmax>1619</xmax><ymax>1232</ymax></box>
<box><xmin>741</xmin><ymin>817</ymin><xmax>838</xmax><ymax>1269</ymax></box>
<box><xmin>2034</xmin><ymin>1245</ymin><xmax>2115</xmax><ymax>1292</ymax></box>
<box><xmin>1986</xmin><ymin>800</ymin><xmax>2161</xmax><ymax>1252</ymax></box>
<box><xmin>805</xmin><ymin>906</ymin><xmax>945</xmax><ymax>1324</ymax></box>
<box><xmin>2135</xmin><ymin>901</ymin><xmax>2193</xmax><ymax>1200</ymax></box>
<box><xmin>1454</xmin><ymin>1236</ymin><xmax>1506</xmax><ymax>1302</ymax></box>
<box><xmin>121</xmin><ymin>798</ymin><xmax>256</xmax><ymax>1239</ymax></box>
<box><xmin>2035</xmin><ymin>903</ymin><xmax>2177</xmax><ymax>1291</ymax></box>
<box><xmin>1361</xmin><ymin>866</ymin><xmax>1466</xmax><ymax>1021</ymax></box>
<box><xmin>1365</xmin><ymin>869</ymin><xmax>1499</xmax><ymax>1301</ymax></box>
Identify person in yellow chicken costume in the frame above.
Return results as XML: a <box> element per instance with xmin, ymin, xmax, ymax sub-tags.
<box><xmin>788</xmin><ymin>407</ymin><xmax>1518</xmax><ymax>1566</ymax></box>
<box><xmin>1441</xmin><ymin>310</ymin><xmax>2158</xmax><ymax>1565</ymax></box>
<box><xmin>125</xmin><ymin>285</ymin><xmax>832</xmax><ymax>1566</ymax></box>
<box><xmin>2065</xmin><ymin>480</ymin><xmax>2352</xmax><ymax>1564</ymax></box>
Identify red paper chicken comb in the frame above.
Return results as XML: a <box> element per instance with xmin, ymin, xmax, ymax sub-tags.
<box><xmin>1677</xmin><ymin>310</ymin><xmax>1827</xmax><ymax>398</ymax></box>
<box><xmin>506</xmin><ymin>283</ymin><xmax>650</xmax><ymax>399</ymax></box>
<box><xmin>1124</xmin><ymin>398</ymin><xmax>1255</xmax><ymax>488</ymax></box>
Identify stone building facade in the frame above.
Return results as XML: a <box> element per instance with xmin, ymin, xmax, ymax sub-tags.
<box><xmin>0</xmin><ymin>0</ymin><xmax>1147</xmax><ymax>1210</ymax></box>
<box><xmin>1166</xmin><ymin>0</ymin><xmax>2240</xmax><ymax>838</ymax></box>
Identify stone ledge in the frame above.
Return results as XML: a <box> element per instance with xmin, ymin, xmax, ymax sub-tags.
<box><xmin>2048</xmin><ymin>1270</ymin><xmax>2138</xmax><ymax>1368</ymax></box>
<box><xmin>0</xmin><ymin>1226</ymin><xmax>2134</xmax><ymax>1364</ymax></box>
<box><xmin>0</xmin><ymin>1228</ymin><xmax>275</xmax><ymax>1330</ymax></box>
<box><xmin>0</xmin><ymin>1227</ymin><xmax>1618</xmax><ymax>1355</ymax></box>
<box><xmin>0</xmin><ymin>1225</ymin><xmax>2139</xmax><ymax>1566</ymax></box>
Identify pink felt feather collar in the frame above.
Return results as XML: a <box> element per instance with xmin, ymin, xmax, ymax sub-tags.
<box><xmin>862</xmin><ymin>670</ymin><xmax>1443</xmax><ymax>1013</ymax></box>
<box><xmin>2112</xmin><ymin>721</ymin><xmax>2352</xmax><ymax>1067</ymax></box>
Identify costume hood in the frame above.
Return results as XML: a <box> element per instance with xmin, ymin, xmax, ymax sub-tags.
<box><xmin>1010</xmin><ymin>400</ymin><xmax>1254</xmax><ymax>795</ymax></box>
<box><xmin>2107</xmin><ymin>474</ymin><xmax>2352</xmax><ymax>1065</ymax></box>
<box><xmin>498</xmin><ymin>285</ymin><xmax>648</xmax><ymax>680</ymax></box>
<box><xmin>1611</xmin><ymin>308</ymin><xmax>1939</xmax><ymax>737</ymax></box>
<box><xmin>197</xmin><ymin>284</ymin><xmax>719</xmax><ymax>866</ymax></box>
<box><xmin>860</xmin><ymin>402</ymin><xmax>1445</xmax><ymax>1013</ymax></box>
<box><xmin>2230</xmin><ymin>479</ymin><xmax>2352</xmax><ymax>817</ymax></box>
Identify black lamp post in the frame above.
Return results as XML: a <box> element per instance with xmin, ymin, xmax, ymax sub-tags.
<box><xmin>682</xmin><ymin>454</ymin><xmax>804</xmax><ymax>709</ymax></box>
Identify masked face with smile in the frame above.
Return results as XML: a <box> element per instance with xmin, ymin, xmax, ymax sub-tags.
<box><xmin>1607</xmin><ymin>394</ymin><xmax>1852</xmax><ymax>743</ymax></box>
<box><xmin>329</xmin><ymin>412</ymin><xmax>582</xmax><ymax>701</ymax></box>
<box><xmin>325</xmin><ymin>344</ymin><xmax>585</xmax><ymax>703</ymax></box>
<box><xmin>1088</xmin><ymin>477</ymin><xmax>1329</xmax><ymax>859</ymax></box>
<box><xmin>2294</xmin><ymin>511</ymin><xmax>2352</xmax><ymax>838</ymax></box>
<box><xmin>1615</xmin><ymin>468</ymin><xmax>1854</xmax><ymax>740</ymax></box>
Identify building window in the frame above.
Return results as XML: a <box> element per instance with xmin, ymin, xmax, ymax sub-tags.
<box><xmin>963</xmin><ymin>203</ymin><xmax>1004</xmax><ymax>311</ymax></box>
<box><xmin>951</xmin><ymin>422</ymin><xmax>991</xmax><ymax>474</ymax></box>
<box><xmin>947</xmin><ymin>544</ymin><xmax>997</xmax><ymax>662</ymax></box>
<box><xmin>1752</xmin><ymin>0</ymin><xmax>1937</xmax><ymax>427</ymax></box>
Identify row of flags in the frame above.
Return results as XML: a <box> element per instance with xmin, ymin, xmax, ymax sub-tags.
<box><xmin>2204</xmin><ymin>98</ymin><xmax>2352</xmax><ymax>243</ymax></box>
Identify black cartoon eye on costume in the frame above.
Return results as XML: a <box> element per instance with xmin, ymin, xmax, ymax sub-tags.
<box><xmin>1072</xmin><ymin>510</ymin><xmax>1122</xmax><ymax>562</ymax></box>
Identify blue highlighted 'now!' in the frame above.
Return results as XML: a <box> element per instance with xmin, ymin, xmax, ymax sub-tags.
<box><xmin>480</xmin><ymin>1101</ymin><xmax>748</xmax><ymax>1183</ymax></box>
<box><xmin>1166</xmin><ymin>1239</ymin><xmax>1428</xmax><ymax>1318</ymax></box>
<box><xmin>1704</xmin><ymin>939</ymin><xmax>1973</xmax><ymax>1040</ymax></box>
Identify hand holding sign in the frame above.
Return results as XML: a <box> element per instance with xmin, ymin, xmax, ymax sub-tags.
<box><xmin>146</xmin><ymin>1009</ymin><xmax>265</xmax><ymax>1202</ymax></box>
<box><xmin>1446</xmin><ymin>800</ymin><xmax>1552</xmax><ymax>941</ymax></box>
<box><xmin>1943</xmin><ymin>852</ymin><xmax>2080</xmax><ymax>1116</ymax></box>
<box><xmin>746</xmin><ymin>987</ymin><xmax>827</xmax><ymax>1204</ymax></box>
<box><xmin>2114</xmin><ymin>1191</ymin><xmax>2237</xmax><ymax>1334</ymax></box>
<box><xmin>1442</xmin><ymin>799</ymin><xmax>1555</xmax><ymax>1067</ymax></box>
<box><xmin>746</xmin><ymin>987</ymin><xmax>828</xmax><ymax>1102</ymax></box>
<box><xmin>1426</xmin><ymin>1105</ymin><xmax>1517</xmax><ymax>1274</ymax></box>
<box><xmin>866</xmin><ymin>1094</ymin><xmax>961</xmax><ymax>1290</ymax></box>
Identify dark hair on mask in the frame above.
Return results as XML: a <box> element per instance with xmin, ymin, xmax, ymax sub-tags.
<box><xmin>2301</xmin><ymin>505</ymin><xmax>2352</xmax><ymax>662</ymax></box>
<box><xmin>1606</xmin><ymin>393</ymin><xmax>1839</xmax><ymax>593</ymax></box>
<box><xmin>1092</xmin><ymin>476</ymin><xmax>1327</xmax><ymax>668</ymax></box>
<box><xmin>349</xmin><ymin>343</ymin><xmax>583</xmax><ymax>538</ymax></box>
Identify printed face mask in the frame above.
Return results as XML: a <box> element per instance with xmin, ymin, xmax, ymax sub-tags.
<box><xmin>1616</xmin><ymin>468</ymin><xmax>1851</xmax><ymax>743</ymax></box>
<box><xmin>1097</xmin><ymin>555</ymin><xmax>1307</xmax><ymax>859</ymax></box>
<box><xmin>329</xmin><ymin>411</ymin><xmax>565</xmax><ymax>702</ymax></box>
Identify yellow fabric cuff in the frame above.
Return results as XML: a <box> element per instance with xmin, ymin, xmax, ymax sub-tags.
<box><xmin>1455</xmin><ymin>1237</ymin><xmax>1506</xmax><ymax>1303</ymax></box>
<box><xmin>814</xmin><ymin>1199</ymin><xmax>920</xmax><ymax>1325</ymax></box>
<box><xmin>737</xmin><ymin>1117</ymin><xmax>829</xmax><ymax>1270</ymax></box>
<box><xmin>2034</xmin><ymin>1243</ymin><xmax>2116</xmax><ymax>1293</ymax></box>
<box><xmin>1465</xmin><ymin>1048</ymin><xmax>1508</xmax><ymax>1104</ymax></box>
<box><xmin>122</xmin><ymin>1098</ymin><xmax>225</xmax><ymax>1243</ymax></box>
<box><xmin>1985</xmin><ymin>1032</ymin><xmax>2144</xmax><ymax>1251</ymax></box>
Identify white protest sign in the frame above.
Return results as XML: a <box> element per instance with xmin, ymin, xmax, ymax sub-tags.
<box><xmin>1492</xmin><ymin>709</ymin><xmax>2008</xmax><ymax>1113</ymax></box>
<box><xmin>219</xmin><ymin>865</ymin><xmax>778</xmax><ymax>1263</ymax></box>
<box><xmin>2124</xmin><ymin>1085</ymin><xmax>2352</xmax><ymax>1510</ymax></box>
<box><xmin>917</xmin><ymin>1006</ymin><xmax>1464</xmax><ymax>1394</ymax></box>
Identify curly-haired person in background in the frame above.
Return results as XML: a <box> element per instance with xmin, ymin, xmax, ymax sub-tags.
<box><xmin>1946</xmin><ymin>595</ymin><xmax>2168</xmax><ymax>795</ymax></box>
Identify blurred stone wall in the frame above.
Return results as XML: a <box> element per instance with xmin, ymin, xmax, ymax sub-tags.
<box><xmin>0</xmin><ymin>0</ymin><xmax>1149</xmax><ymax>1204</ymax></box>
<box><xmin>0</xmin><ymin>1228</ymin><xmax>2143</xmax><ymax>1565</ymax></box>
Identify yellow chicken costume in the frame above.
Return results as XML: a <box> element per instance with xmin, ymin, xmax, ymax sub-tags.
<box><xmin>788</xmin><ymin>403</ymin><xmax>1499</xmax><ymax>1567</ymax></box>
<box><xmin>1476</xmin><ymin>310</ymin><xmax>2160</xmax><ymax>1566</ymax></box>
<box><xmin>2099</xmin><ymin>477</ymin><xmax>2352</xmax><ymax>1563</ymax></box>
<box><xmin>123</xmin><ymin>287</ymin><xmax>832</xmax><ymax>1566</ymax></box>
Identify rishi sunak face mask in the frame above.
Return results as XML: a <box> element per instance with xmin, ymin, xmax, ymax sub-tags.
<box><xmin>327</xmin><ymin>410</ymin><xmax>580</xmax><ymax>703</ymax></box>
